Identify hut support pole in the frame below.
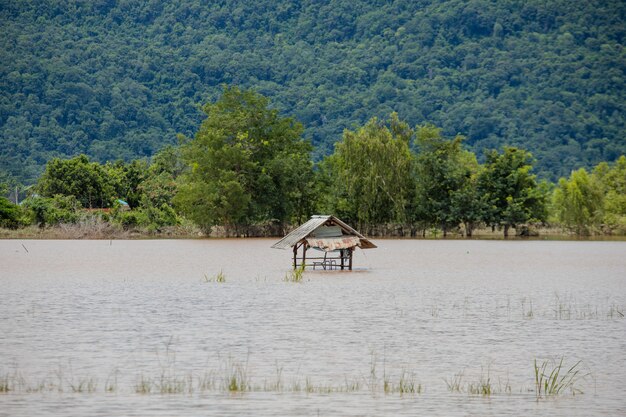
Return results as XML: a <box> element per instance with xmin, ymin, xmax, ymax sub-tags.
<box><xmin>340</xmin><ymin>249</ymin><xmax>345</xmax><ymax>270</ymax></box>
<box><xmin>293</xmin><ymin>243</ymin><xmax>299</xmax><ymax>269</ymax></box>
<box><xmin>348</xmin><ymin>248</ymin><xmax>353</xmax><ymax>271</ymax></box>
<box><xmin>302</xmin><ymin>244</ymin><xmax>307</xmax><ymax>269</ymax></box>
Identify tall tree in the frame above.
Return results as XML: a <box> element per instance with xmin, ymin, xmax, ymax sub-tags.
<box><xmin>449</xmin><ymin>151</ymin><xmax>484</xmax><ymax>237</ymax></box>
<box><xmin>323</xmin><ymin>113</ymin><xmax>416</xmax><ymax>230</ymax></box>
<box><xmin>414</xmin><ymin>124</ymin><xmax>480</xmax><ymax>236</ymax></box>
<box><xmin>139</xmin><ymin>145</ymin><xmax>184</xmax><ymax>208</ymax></box>
<box><xmin>478</xmin><ymin>147</ymin><xmax>547</xmax><ymax>236</ymax></box>
<box><xmin>174</xmin><ymin>86</ymin><xmax>315</xmax><ymax>234</ymax></box>
<box><xmin>36</xmin><ymin>155</ymin><xmax>115</xmax><ymax>208</ymax></box>
<box><xmin>593</xmin><ymin>155</ymin><xmax>626</xmax><ymax>232</ymax></box>
<box><xmin>552</xmin><ymin>168</ymin><xmax>604</xmax><ymax>235</ymax></box>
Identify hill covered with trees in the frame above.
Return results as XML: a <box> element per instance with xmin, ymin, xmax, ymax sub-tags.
<box><xmin>1</xmin><ymin>0</ymin><xmax>625</xmax><ymax>183</ymax></box>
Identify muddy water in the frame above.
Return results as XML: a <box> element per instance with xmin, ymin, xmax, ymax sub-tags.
<box><xmin>0</xmin><ymin>239</ymin><xmax>625</xmax><ymax>416</ymax></box>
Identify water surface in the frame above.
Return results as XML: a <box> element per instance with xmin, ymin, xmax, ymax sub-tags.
<box><xmin>1</xmin><ymin>239</ymin><xmax>625</xmax><ymax>416</ymax></box>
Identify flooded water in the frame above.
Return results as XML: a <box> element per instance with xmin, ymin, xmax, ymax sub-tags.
<box><xmin>1</xmin><ymin>239</ymin><xmax>625</xmax><ymax>416</ymax></box>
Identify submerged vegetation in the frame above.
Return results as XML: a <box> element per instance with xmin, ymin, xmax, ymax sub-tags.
<box><xmin>0</xmin><ymin>356</ymin><xmax>587</xmax><ymax>398</ymax></box>
<box><xmin>1</xmin><ymin>87</ymin><xmax>625</xmax><ymax>238</ymax></box>
<box><xmin>283</xmin><ymin>264</ymin><xmax>305</xmax><ymax>283</ymax></box>
<box><xmin>534</xmin><ymin>358</ymin><xmax>587</xmax><ymax>398</ymax></box>
<box><xmin>204</xmin><ymin>270</ymin><xmax>226</xmax><ymax>283</ymax></box>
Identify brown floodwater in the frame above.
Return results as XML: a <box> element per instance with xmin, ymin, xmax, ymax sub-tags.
<box><xmin>0</xmin><ymin>239</ymin><xmax>625</xmax><ymax>416</ymax></box>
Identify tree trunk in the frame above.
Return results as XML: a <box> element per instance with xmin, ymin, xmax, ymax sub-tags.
<box><xmin>504</xmin><ymin>224</ymin><xmax>510</xmax><ymax>237</ymax></box>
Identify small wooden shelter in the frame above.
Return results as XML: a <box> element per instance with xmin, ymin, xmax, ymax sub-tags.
<box><xmin>271</xmin><ymin>215</ymin><xmax>376</xmax><ymax>270</ymax></box>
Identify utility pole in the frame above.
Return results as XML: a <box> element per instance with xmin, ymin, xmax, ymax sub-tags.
<box><xmin>15</xmin><ymin>186</ymin><xmax>19</xmax><ymax>205</ymax></box>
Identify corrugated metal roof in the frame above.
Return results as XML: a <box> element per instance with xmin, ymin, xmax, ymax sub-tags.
<box><xmin>271</xmin><ymin>215</ymin><xmax>376</xmax><ymax>250</ymax></box>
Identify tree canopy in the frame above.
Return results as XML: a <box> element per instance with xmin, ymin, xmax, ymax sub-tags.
<box><xmin>322</xmin><ymin>113</ymin><xmax>416</xmax><ymax>229</ymax></box>
<box><xmin>2</xmin><ymin>0</ymin><xmax>625</xmax><ymax>183</ymax></box>
<box><xmin>478</xmin><ymin>147</ymin><xmax>548</xmax><ymax>235</ymax></box>
<box><xmin>173</xmin><ymin>86</ymin><xmax>314</xmax><ymax>233</ymax></box>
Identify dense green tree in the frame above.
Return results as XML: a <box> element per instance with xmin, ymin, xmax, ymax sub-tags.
<box><xmin>36</xmin><ymin>155</ymin><xmax>116</xmax><ymax>208</ymax></box>
<box><xmin>139</xmin><ymin>145</ymin><xmax>183</xmax><ymax>208</ymax></box>
<box><xmin>21</xmin><ymin>195</ymin><xmax>82</xmax><ymax>228</ymax></box>
<box><xmin>106</xmin><ymin>159</ymin><xmax>148</xmax><ymax>209</ymax></box>
<box><xmin>552</xmin><ymin>168</ymin><xmax>604</xmax><ymax>235</ymax></box>
<box><xmin>0</xmin><ymin>171</ymin><xmax>9</xmax><ymax>197</ymax></box>
<box><xmin>449</xmin><ymin>151</ymin><xmax>485</xmax><ymax>237</ymax></box>
<box><xmin>593</xmin><ymin>155</ymin><xmax>626</xmax><ymax>232</ymax></box>
<box><xmin>478</xmin><ymin>147</ymin><xmax>548</xmax><ymax>236</ymax></box>
<box><xmin>414</xmin><ymin>125</ymin><xmax>481</xmax><ymax>236</ymax></box>
<box><xmin>0</xmin><ymin>197</ymin><xmax>22</xmax><ymax>229</ymax></box>
<box><xmin>174</xmin><ymin>87</ymin><xmax>314</xmax><ymax>233</ymax></box>
<box><xmin>323</xmin><ymin>113</ymin><xmax>416</xmax><ymax>230</ymax></box>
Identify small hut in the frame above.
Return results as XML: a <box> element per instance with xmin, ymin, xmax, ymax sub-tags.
<box><xmin>271</xmin><ymin>215</ymin><xmax>376</xmax><ymax>270</ymax></box>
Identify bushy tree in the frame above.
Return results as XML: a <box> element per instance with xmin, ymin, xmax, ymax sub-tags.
<box><xmin>414</xmin><ymin>125</ymin><xmax>481</xmax><ymax>236</ymax></box>
<box><xmin>323</xmin><ymin>113</ymin><xmax>416</xmax><ymax>229</ymax></box>
<box><xmin>174</xmin><ymin>87</ymin><xmax>315</xmax><ymax>233</ymax></box>
<box><xmin>478</xmin><ymin>147</ymin><xmax>547</xmax><ymax>236</ymax></box>
<box><xmin>22</xmin><ymin>195</ymin><xmax>82</xmax><ymax>227</ymax></box>
<box><xmin>0</xmin><ymin>197</ymin><xmax>22</xmax><ymax>229</ymax></box>
<box><xmin>593</xmin><ymin>155</ymin><xmax>626</xmax><ymax>232</ymax></box>
<box><xmin>139</xmin><ymin>145</ymin><xmax>183</xmax><ymax>208</ymax></box>
<box><xmin>552</xmin><ymin>168</ymin><xmax>603</xmax><ymax>235</ymax></box>
<box><xmin>449</xmin><ymin>151</ymin><xmax>484</xmax><ymax>237</ymax></box>
<box><xmin>37</xmin><ymin>155</ymin><xmax>115</xmax><ymax>208</ymax></box>
<box><xmin>106</xmin><ymin>159</ymin><xmax>148</xmax><ymax>209</ymax></box>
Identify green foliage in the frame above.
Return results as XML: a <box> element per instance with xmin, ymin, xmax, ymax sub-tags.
<box><xmin>137</xmin><ymin>146</ymin><xmax>183</xmax><ymax>208</ymax></box>
<box><xmin>594</xmin><ymin>156</ymin><xmax>626</xmax><ymax>232</ymax></box>
<box><xmin>21</xmin><ymin>195</ymin><xmax>82</xmax><ymax>227</ymax></box>
<box><xmin>414</xmin><ymin>125</ymin><xmax>482</xmax><ymax>235</ymax></box>
<box><xmin>552</xmin><ymin>168</ymin><xmax>604</xmax><ymax>234</ymax></box>
<box><xmin>1</xmin><ymin>0</ymin><xmax>625</xmax><ymax>183</ymax></box>
<box><xmin>0</xmin><ymin>197</ymin><xmax>23</xmax><ymax>229</ymax></box>
<box><xmin>174</xmin><ymin>87</ymin><xmax>315</xmax><ymax>233</ymax></box>
<box><xmin>0</xmin><ymin>171</ymin><xmax>10</xmax><ymax>196</ymax></box>
<box><xmin>111</xmin><ymin>202</ymin><xmax>179</xmax><ymax>231</ymax></box>
<box><xmin>534</xmin><ymin>358</ymin><xmax>585</xmax><ymax>397</ymax></box>
<box><xmin>284</xmin><ymin>264</ymin><xmax>305</xmax><ymax>283</ymax></box>
<box><xmin>478</xmin><ymin>147</ymin><xmax>548</xmax><ymax>235</ymax></box>
<box><xmin>106</xmin><ymin>159</ymin><xmax>148</xmax><ymax>209</ymax></box>
<box><xmin>323</xmin><ymin>113</ymin><xmax>416</xmax><ymax>229</ymax></box>
<box><xmin>36</xmin><ymin>155</ymin><xmax>116</xmax><ymax>208</ymax></box>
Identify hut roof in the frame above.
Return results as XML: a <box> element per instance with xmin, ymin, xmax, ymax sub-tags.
<box><xmin>271</xmin><ymin>215</ymin><xmax>376</xmax><ymax>250</ymax></box>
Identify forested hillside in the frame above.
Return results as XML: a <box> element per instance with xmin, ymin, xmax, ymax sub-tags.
<box><xmin>2</xmin><ymin>0</ymin><xmax>625</xmax><ymax>183</ymax></box>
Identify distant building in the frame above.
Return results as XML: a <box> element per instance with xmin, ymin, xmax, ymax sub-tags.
<box><xmin>116</xmin><ymin>199</ymin><xmax>130</xmax><ymax>211</ymax></box>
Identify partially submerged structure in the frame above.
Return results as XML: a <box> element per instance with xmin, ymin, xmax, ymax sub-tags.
<box><xmin>271</xmin><ymin>215</ymin><xmax>376</xmax><ymax>270</ymax></box>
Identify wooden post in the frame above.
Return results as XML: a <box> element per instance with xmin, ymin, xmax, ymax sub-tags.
<box><xmin>340</xmin><ymin>249</ymin><xmax>345</xmax><ymax>270</ymax></box>
<box><xmin>302</xmin><ymin>243</ymin><xmax>307</xmax><ymax>269</ymax></box>
<box><xmin>293</xmin><ymin>243</ymin><xmax>298</xmax><ymax>269</ymax></box>
<box><xmin>348</xmin><ymin>248</ymin><xmax>353</xmax><ymax>271</ymax></box>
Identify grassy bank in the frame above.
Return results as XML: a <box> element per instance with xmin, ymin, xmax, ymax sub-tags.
<box><xmin>2</xmin><ymin>222</ymin><xmax>625</xmax><ymax>240</ymax></box>
<box><xmin>0</xmin><ymin>220</ymin><xmax>203</xmax><ymax>240</ymax></box>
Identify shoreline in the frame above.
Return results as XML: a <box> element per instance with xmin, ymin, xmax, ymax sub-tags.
<box><xmin>2</xmin><ymin>224</ymin><xmax>625</xmax><ymax>241</ymax></box>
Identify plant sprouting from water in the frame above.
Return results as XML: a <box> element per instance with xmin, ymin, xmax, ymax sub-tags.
<box><xmin>444</xmin><ymin>371</ymin><xmax>464</xmax><ymax>392</ymax></box>
<box><xmin>221</xmin><ymin>358</ymin><xmax>250</xmax><ymax>392</ymax></box>
<box><xmin>534</xmin><ymin>357</ymin><xmax>586</xmax><ymax>398</ymax></box>
<box><xmin>0</xmin><ymin>373</ymin><xmax>10</xmax><ymax>393</ymax></box>
<box><xmin>135</xmin><ymin>374</ymin><xmax>152</xmax><ymax>394</ymax></box>
<box><xmin>284</xmin><ymin>264</ymin><xmax>305</xmax><ymax>283</ymax></box>
<box><xmin>204</xmin><ymin>270</ymin><xmax>226</xmax><ymax>283</ymax></box>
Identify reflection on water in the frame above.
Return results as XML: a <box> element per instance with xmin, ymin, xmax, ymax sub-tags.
<box><xmin>1</xmin><ymin>239</ymin><xmax>625</xmax><ymax>416</ymax></box>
